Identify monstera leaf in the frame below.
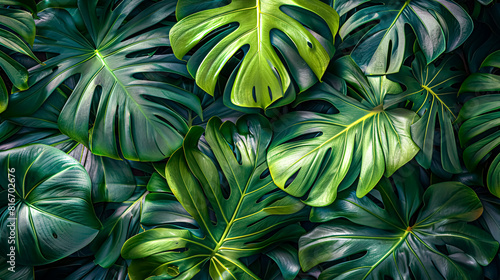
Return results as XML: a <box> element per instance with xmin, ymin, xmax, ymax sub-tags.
<box><xmin>458</xmin><ymin>95</ymin><xmax>500</xmax><ymax>198</ymax></box>
<box><xmin>300</xmin><ymin>169</ymin><xmax>499</xmax><ymax>280</ymax></box>
<box><xmin>0</xmin><ymin>0</ymin><xmax>39</xmax><ymax>113</ymax></box>
<box><xmin>1</xmin><ymin>0</ymin><xmax>202</xmax><ymax>161</ymax></box>
<box><xmin>267</xmin><ymin>56</ymin><xmax>419</xmax><ymax>206</ymax></box>
<box><xmin>460</xmin><ymin>50</ymin><xmax>500</xmax><ymax>94</ymax></box>
<box><xmin>170</xmin><ymin>0</ymin><xmax>339</xmax><ymax>109</ymax></box>
<box><xmin>0</xmin><ymin>144</ymin><xmax>102</xmax><ymax>265</ymax></box>
<box><xmin>387</xmin><ymin>52</ymin><xmax>465</xmax><ymax>173</ymax></box>
<box><xmin>1</xmin><ymin>86</ymin><xmax>137</xmax><ymax>203</ymax></box>
<box><xmin>336</xmin><ymin>0</ymin><xmax>473</xmax><ymax>75</ymax></box>
<box><xmin>122</xmin><ymin>115</ymin><xmax>307</xmax><ymax>279</ymax></box>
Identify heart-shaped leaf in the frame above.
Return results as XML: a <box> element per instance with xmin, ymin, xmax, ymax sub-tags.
<box><xmin>0</xmin><ymin>144</ymin><xmax>101</xmax><ymax>265</ymax></box>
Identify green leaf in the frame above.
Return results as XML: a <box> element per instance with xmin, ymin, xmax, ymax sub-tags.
<box><xmin>0</xmin><ymin>144</ymin><xmax>101</xmax><ymax>265</ymax></box>
<box><xmin>337</xmin><ymin>0</ymin><xmax>473</xmax><ymax>75</ymax></box>
<box><xmin>458</xmin><ymin>94</ymin><xmax>500</xmax><ymax>197</ymax></box>
<box><xmin>0</xmin><ymin>1</ymin><xmax>39</xmax><ymax>113</ymax></box>
<box><xmin>300</xmin><ymin>170</ymin><xmax>498</xmax><ymax>280</ymax></box>
<box><xmin>460</xmin><ymin>50</ymin><xmax>500</xmax><ymax>93</ymax></box>
<box><xmin>387</xmin><ymin>52</ymin><xmax>464</xmax><ymax>173</ymax></box>
<box><xmin>0</xmin><ymin>256</ymin><xmax>33</xmax><ymax>280</ymax></box>
<box><xmin>91</xmin><ymin>186</ymin><xmax>147</xmax><ymax>268</ymax></box>
<box><xmin>122</xmin><ymin>115</ymin><xmax>307</xmax><ymax>279</ymax></box>
<box><xmin>2</xmin><ymin>0</ymin><xmax>202</xmax><ymax>161</ymax></box>
<box><xmin>170</xmin><ymin>0</ymin><xmax>339</xmax><ymax>109</ymax></box>
<box><xmin>1</xmin><ymin>87</ymin><xmax>137</xmax><ymax>203</ymax></box>
<box><xmin>267</xmin><ymin>56</ymin><xmax>419</xmax><ymax>206</ymax></box>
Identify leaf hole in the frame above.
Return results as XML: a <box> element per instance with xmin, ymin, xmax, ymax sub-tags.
<box><xmin>260</xmin><ymin>168</ymin><xmax>270</xmax><ymax>179</ymax></box>
<box><xmin>284</xmin><ymin>169</ymin><xmax>300</xmax><ymax>189</ymax></box>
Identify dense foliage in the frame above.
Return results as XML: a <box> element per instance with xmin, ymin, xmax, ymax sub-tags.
<box><xmin>0</xmin><ymin>0</ymin><xmax>499</xmax><ymax>279</ymax></box>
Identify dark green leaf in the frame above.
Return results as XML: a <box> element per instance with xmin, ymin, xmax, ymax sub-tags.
<box><xmin>122</xmin><ymin>115</ymin><xmax>307</xmax><ymax>279</ymax></box>
<box><xmin>0</xmin><ymin>144</ymin><xmax>101</xmax><ymax>265</ymax></box>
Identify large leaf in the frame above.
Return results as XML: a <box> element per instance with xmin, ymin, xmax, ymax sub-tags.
<box><xmin>458</xmin><ymin>95</ymin><xmax>500</xmax><ymax>198</ymax></box>
<box><xmin>337</xmin><ymin>0</ymin><xmax>473</xmax><ymax>75</ymax></box>
<box><xmin>0</xmin><ymin>144</ymin><xmax>102</xmax><ymax>265</ymax></box>
<box><xmin>1</xmin><ymin>0</ymin><xmax>202</xmax><ymax>161</ymax></box>
<box><xmin>170</xmin><ymin>0</ymin><xmax>339</xmax><ymax>109</ymax></box>
<box><xmin>387</xmin><ymin>52</ymin><xmax>465</xmax><ymax>173</ymax></box>
<box><xmin>0</xmin><ymin>0</ymin><xmax>39</xmax><ymax>113</ymax></box>
<box><xmin>122</xmin><ymin>115</ymin><xmax>307</xmax><ymax>279</ymax></box>
<box><xmin>267</xmin><ymin>56</ymin><xmax>419</xmax><ymax>206</ymax></box>
<box><xmin>300</xmin><ymin>168</ymin><xmax>499</xmax><ymax>280</ymax></box>
<box><xmin>0</xmin><ymin>86</ymin><xmax>137</xmax><ymax>203</ymax></box>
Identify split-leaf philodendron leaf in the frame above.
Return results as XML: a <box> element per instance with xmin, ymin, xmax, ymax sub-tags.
<box><xmin>170</xmin><ymin>0</ymin><xmax>339</xmax><ymax>109</ymax></box>
<box><xmin>122</xmin><ymin>115</ymin><xmax>307</xmax><ymax>279</ymax></box>
<box><xmin>336</xmin><ymin>0</ymin><xmax>473</xmax><ymax>75</ymax></box>
<box><xmin>0</xmin><ymin>144</ymin><xmax>101</xmax><ymax>265</ymax></box>
<box><xmin>2</xmin><ymin>0</ymin><xmax>202</xmax><ymax>162</ymax></box>
<box><xmin>267</xmin><ymin>56</ymin><xmax>419</xmax><ymax>206</ymax></box>
<box><xmin>387</xmin><ymin>52</ymin><xmax>465</xmax><ymax>174</ymax></box>
<box><xmin>300</xmin><ymin>169</ymin><xmax>499</xmax><ymax>280</ymax></box>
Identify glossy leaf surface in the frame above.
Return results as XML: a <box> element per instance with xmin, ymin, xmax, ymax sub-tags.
<box><xmin>170</xmin><ymin>0</ymin><xmax>339</xmax><ymax>108</ymax></box>
<box><xmin>267</xmin><ymin>57</ymin><xmax>419</xmax><ymax>206</ymax></box>
<box><xmin>122</xmin><ymin>115</ymin><xmax>307</xmax><ymax>279</ymax></box>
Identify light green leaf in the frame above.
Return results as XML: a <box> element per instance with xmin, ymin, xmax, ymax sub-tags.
<box><xmin>170</xmin><ymin>0</ymin><xmax>339</xmax><ymax>109</ymax></box>
<box><xmin>267</xmin><ymin>56</ymin><xmax>419</xmax><ymax>206</ymax></box>
<box><xmin>122</xmin><ymin>115</ymin><xmax>307</xmax><ymax>279</ymax></box>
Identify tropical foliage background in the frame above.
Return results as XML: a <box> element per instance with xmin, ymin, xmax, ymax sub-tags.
<box><xmin>0</xmin><ymin>0</ymin><xmax>500</xmax><ymax>279</ymax></box>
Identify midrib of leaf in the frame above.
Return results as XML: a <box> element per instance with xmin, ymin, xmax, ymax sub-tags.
<box><xmin>421</xmin><ymin>85</ymin><xmax>456</xmax><ymax>119</ymax></box>
<box><xmin>278</xmin><ymin>106</ymin><xmax>383</xmax><ymax>174</ymax></box>
<box><xmin>361</xmin><ymin>230</ymin><xmax>410</xmax><ymax>280</ymax></box>
<box><xmin>93</xmin><ymin>50</ymin><xmax>151</xmax><ymax>121</ymax></box>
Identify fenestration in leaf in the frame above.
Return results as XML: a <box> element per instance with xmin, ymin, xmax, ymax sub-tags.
<box><xmin>336</xmin><ymin>0</ymin><xmax>473</xmax><ymax>75</ymax></box>
<box><xmin>1</xmin><ymin>0</ymin><xmax>202</xmax><ymax>162</ymax></box>
<box><xmin>0</xmin><ymin>144</ymin><xmax>102</xmax><ymax>266</ymax></box>
<box><xmin>0</xmin><ymin>0</ymin><xmax>39</xmax><ymax>113</ymax></box>
<box><xmin>300</xmin><ymin>169</ymin><xmax>499</xmax><ymax>280</ymax></box>
<box><xmin>267</xmin><ymin>56</ymin><xmax>419</xmax><ymax>206</ymax></box>
<box><xmin>122</xmin><ymin>115</ymin><xmax>307</xmax><ymax>279</ymax></box>
<box><xmin>170</xmin><ymin>0</ymin><xmax>339</xmax><ymax>109</ymax></box>
<box><xmin>457</xmin><ymin>94</ymin><xmax>500</xmax><ymax>198</ymax></box>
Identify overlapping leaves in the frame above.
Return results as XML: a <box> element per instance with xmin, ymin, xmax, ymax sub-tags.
<box><xmin>387</xmin><ymin>52</ymin><xmax>465</xmax><ymax>173</ymax></box>
<box><xmin>0</xmin><ymin>144</ymin><xmax>101</xmax><ymax>265</ymax></box>
<box><xmin>1</xmin><ymin>0</ymin><xmax>202</xmax><ymax>161</ymax></box>
<box><xmin>0</xmin><ymin>0</ymin><xmax>39</xmax><ymax>113</ymax></box>
<box><xmin>336</xmin><ymin>0</ymin><xmax>473</xmax><ymax>75</ymax></box>
<box><xmin>122</xmin><ymin>115</ymin><xmax>307</xmax><ymax>279</ymax></box>
<box><xmin>170</xmin><ymin>0</ymin><xmax>339</xmax><ymax>109</ymax></box>
<box><xmin>267</xmin><ymin>56</ymin><xmax>419</xmax><ymax>206</ymax></box>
